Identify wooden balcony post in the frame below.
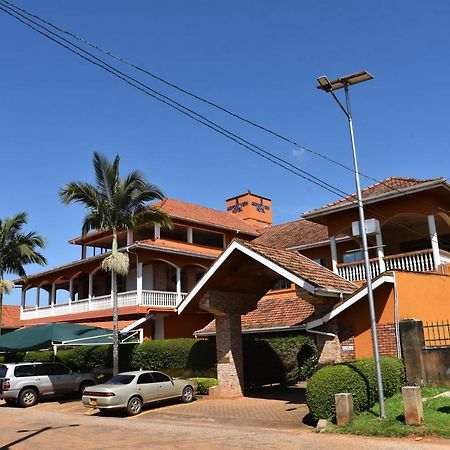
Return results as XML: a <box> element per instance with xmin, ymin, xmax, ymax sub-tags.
<box><xmin>428</xmin><ymin>215</ymin><xmax>441</xmax><ymax>269</ymax></box>
<box><xmin>330</xmin><ymin>236</ymin><xmax>338</xmax><ymax>274</ymax></box>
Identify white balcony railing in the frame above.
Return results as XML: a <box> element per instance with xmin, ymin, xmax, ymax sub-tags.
<box><xmin>21</xmin><ymin>289</ymin><xmax>187</xmax><ymax>321</ymax></box>
<box><xmin>336</xmin><ymin>249</ymin><xmax>446</xmax><ymax>282</ymax></box>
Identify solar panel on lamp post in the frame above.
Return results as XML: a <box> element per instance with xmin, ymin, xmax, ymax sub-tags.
<box><xmin>316</xmin><ymin>70</ymin><xmax>386</xmax><ymax>419</ymax></box>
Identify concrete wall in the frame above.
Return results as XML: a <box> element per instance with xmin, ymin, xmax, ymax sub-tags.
<box><xmin>399</xmin><ymin>319</ymin><xmax>450</xmax><ymax>387</ymax></box>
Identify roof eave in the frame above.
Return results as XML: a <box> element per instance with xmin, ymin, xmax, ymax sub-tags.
<box><xmin>303</xmin><ymin>179</ymin><xmax>449</xmax><ymax>219</ymax></box>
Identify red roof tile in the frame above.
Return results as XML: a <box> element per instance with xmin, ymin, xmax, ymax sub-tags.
<box><xmin>253</xmin><ymin>219</ymin><xmax>328</xmax><ymax>249</ymax></box>
<box><xmin>239</xmin><ymin>240</ymin><xmax>357</xmax><ymax>293</ymax></box>
<box><xmin>1</xmin><ymin>305</ymin><xmax>21</xmax><ymax>329</ymax></box>
<box><xmin>304</xmin><ymin>177</ymin><xmax>445</xmax><ymax>217</ymax></box>
<box><xmin>136</xmin><ymin>238</ymin><xmax>222</xmax><ymax>258</ymax></box>
<box><xmin>155</xmin><ymin>198</ymin><xmax>260</xmax><ymax>236</ymax></box>
<box><xmin>196</xmin><ymin>291</ymin><xmax>319</xmax><ymax>335</ymax></box>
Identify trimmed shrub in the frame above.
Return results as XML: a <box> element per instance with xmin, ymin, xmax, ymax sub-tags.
<box><xmin>130</xmin><ymin>338</ymin><xmax>216</xmax><ymax>377</ymax></box>
<box><xmin>190</xmin><ymin>377</ymin><xmax>218</xmax><ymax>395</ymax></box>
<box><xmin>24</xmin><ymin>350</ymin><xmax>54</xmax><ymax>363</ymax></box>
<box><xmin>243</xmin><ymin>335</ymin><xmax>317</xmax><ymax>387</ymax></box>
<box><xmin>306</xmin><ymin>357</ymin><xmax>405</xmax><ymax>421</ymax></box>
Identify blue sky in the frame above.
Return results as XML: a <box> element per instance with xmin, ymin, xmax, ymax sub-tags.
<box><xmin>1</xmin><ymin>1</ymin><xmax>450</xmax><ymax>304</ymax></box>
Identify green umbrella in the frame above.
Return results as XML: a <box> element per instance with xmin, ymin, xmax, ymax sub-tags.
<box><xmin>0</xmin><ymin>323</ymin><xmax>113</xmax><ymax>351</ymax></box>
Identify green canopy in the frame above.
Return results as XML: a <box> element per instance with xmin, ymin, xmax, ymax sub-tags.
<box><xmin>0</xmin><ymin>323</ymin><xmax>114</xmax><ymax>351</ymax></box>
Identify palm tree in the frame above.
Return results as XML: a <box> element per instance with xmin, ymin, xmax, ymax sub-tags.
<box><xmin>60</xmin><ymin>152</ymin><xmax>172</xmax><ymax>375</ymax></box>
<box><xmin>0</xmin><ymin>212</ymin><xmax>46</xmax><ymax>332</ymax></box>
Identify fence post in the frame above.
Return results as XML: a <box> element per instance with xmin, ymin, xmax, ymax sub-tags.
<box><xmin>399</xmin><ymin>319</ymin><xmax>426</xmax><ymax>385</ymax></box>
<box><xmin>402</xmin><ymin>386</ymin><xmax>424</xmax><ymax>425</ymax></box>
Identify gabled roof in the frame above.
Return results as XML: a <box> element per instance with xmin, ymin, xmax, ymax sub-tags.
<box><xmin>303</xmin><ymin>177</ymin><xmax>448</xmax><ymax>218</ymax></box>
<box><xmin>239</xmin><ymin>241</ymin><xmax>357</xmax><ymax>294</ymax></box>
<box><xmin>195</xmin><ymin>291</ymin><xmax>317</xmax><ymax>336</ymax></box>
<box><xmin>1</xmin><ymin>305</ymin><xmax>21</xmax><ymax>329</ymax></box>
<box><xmin>155</xmin><ymin>198</ymin><xmax>260</xmax><ymax>236</ymax></box>
<box><xmin>178</xmin><ymin>239</ymin><xmax>357</xmax><ymax>314</ymax></box>
<box><xmin>252</xmin><ymin>219</ymin><xmax>329</xmax><ymax>249</ymax></box>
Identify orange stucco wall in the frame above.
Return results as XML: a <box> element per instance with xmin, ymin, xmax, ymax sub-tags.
<box><xmin>339</xmin><ymin>283</ymin><xmax>395</xmax><ymax>358</ymax></box>
<box><xmin>395</xmin><ymin>271</ymin><xmax>450</xmax><ymax>322</ymax></box>
<box><xmin>164</xmin><ymin>313</ymin><xmax>213</xmax><ymax>339</ymax></box>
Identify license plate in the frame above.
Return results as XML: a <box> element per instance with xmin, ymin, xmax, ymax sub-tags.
<box><xmin>89</xmin><ymin>398</ymin><xmax>97</xmax><ymax>406</ymax></box>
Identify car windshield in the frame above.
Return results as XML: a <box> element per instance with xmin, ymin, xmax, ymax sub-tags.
<box><xmin>105</xmin><ymin>374</ymin><xmax>135</xmax><ymax>385</ymax></box>
<box><xmin>0</xmin><ymin>365</ymin><xmax>7</xmax><ymax>378</ymax></box>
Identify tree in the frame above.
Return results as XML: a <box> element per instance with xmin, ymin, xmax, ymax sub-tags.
<box><xmin>60</xmin><ymin>152</ymin><xmax>172</xmax><ymax>375</ymax></box>
<box><xmin>0</xmin><ymin>212</ymin><xmax>46</xmax><ymax>332</ymax></box>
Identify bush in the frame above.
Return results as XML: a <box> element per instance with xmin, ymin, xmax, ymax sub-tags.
<box><xmin>131</xmin><ymin>338</ymin><xmax>216</xmax><ymax>377</ymax></box>
<box><xmin>190</xmin><ymin>377</ymin><xmax>218</xmax><ymax>395</ymax></box>
<box><xmin>306</xmin><ymin>357</ymin><xmax>405</xmax><ymax>421</ymax></box>
<box><xmin>243</xmin><ymin>335</ymin><xmax>317</xmax><ymax>387</ymax></box>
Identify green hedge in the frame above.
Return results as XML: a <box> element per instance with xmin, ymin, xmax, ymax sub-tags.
<box><xmin>190</xmin><ymin>377</ymin><xmax>219</xmax><ymax>395</ymax></box>
<box><xmin>243</xmin><ymin>335</ymin><xmax>317</xmax><ymax>387</ymax></box>
<box><xmin>306</xmin><ymin>357</ymin><xmax>405</xmax><ymax>421</ymax></box>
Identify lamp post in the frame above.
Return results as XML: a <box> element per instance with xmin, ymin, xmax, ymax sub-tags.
<box><xmin>316</xmin><ymin>70</ymin><xmax>386</xmax><ymax>418</ymax></box>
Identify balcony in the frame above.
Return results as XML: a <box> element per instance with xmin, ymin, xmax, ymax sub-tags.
<box><xmin>20</xmin><ymin>289</ymin><xmax>187</xmax><ymax>321</ymax></box>
<box><xmin>337</xmin><ymin>249</ymin><xmax>450</xmax><ymax>282</ymax></box>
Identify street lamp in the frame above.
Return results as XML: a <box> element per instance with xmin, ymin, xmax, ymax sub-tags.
<box><xmin>316</xmin><ymin>70</ymin><xmax>386</xmax><ymax>419</ymax></box>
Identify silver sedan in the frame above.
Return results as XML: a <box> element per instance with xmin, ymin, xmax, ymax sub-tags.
<box><xmin>81</xmin><ymin>370</ymin><xmax>195</xmax><ymax>416</ymax></box>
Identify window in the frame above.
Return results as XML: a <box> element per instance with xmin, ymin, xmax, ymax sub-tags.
<box><xmin>343</xmin><ymin>250</ymin><xmax>364</xmax><ymax>263</ymax></box>
<box><xmin>105</xmin><ymin>375</ymin><xmax>135</xmax><ymax>385</ymax></box>
<box><xmin>52</xmin><ymin>364</ymin><xmax>70</xmax><ymax>375</ymax></box>
<box><xmin>14</xmin><ymin>365</ymin><xmax>35</xmax><ymax>377</ymax></box>
<box><xmin>0</xmin><ymin>365</ymin><xmax>7</xmax><ymax>378</ymax></box>
<box><xmin>192</xmin><ymin>229</ymin><xmax>224</xmax><ymax>249</ymax></box>
<box><xmin>271</xmin><ymin>278</ymin><xmax>291</xmax><ymax>290</ymax></box>
<box><xmin>160</xmin><ymin>225</ymin><xmax>188</xmax><ymax>242</ymax></box>
<box><xmin>35</xmin><ymin>364</ymin><xmax>53</xmax><ymax>376</ymax></box>
<box><xmin>312</xmin><ymin>257</ymin><xmax>327</xmax><ymax>267</ymax></box>
<box><xmin>151</xmin><ymin>372</ymin><xmax>171</xmax><ymax>383</ymax></box>
<box><xmin>137</xmin><ymin>373</ymin><xmax>154</xmax><ymax>384</ymax></box>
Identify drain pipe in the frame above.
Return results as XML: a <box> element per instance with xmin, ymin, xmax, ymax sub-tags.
<box><xmin>306</xmin><ymin>328</ymin><xmax>337</xmax><ymax>338</ymax></box>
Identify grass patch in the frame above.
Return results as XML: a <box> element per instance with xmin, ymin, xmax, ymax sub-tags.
<box><xmin>327</xmin><ymin>387</ymin><xmax>450</xmax><ymax>438</ymax></box>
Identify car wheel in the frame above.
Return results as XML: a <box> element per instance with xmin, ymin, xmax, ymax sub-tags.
<box><xmin>79</xmin><ymin>380</ymin><xmax>94</xmax><ymax>396</ymax></box>
<box><xmin>18</xmin><ymin>388</ymin><xmax>38</xmax><ymax>408</ymax></box>
<box><xmin>181</xmin><ymin>386</ymin><xmax>194</xmax><ymax>403</ymax></box>
<box><xmin>126</xmin><ymin>396</ymin><xmax>143</xmax><ymax>416</ymax></box>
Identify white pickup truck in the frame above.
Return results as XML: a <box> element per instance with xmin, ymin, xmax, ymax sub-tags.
<box><xmin>0</xmin><ymin>362</ymin><xmax>96</xmax><ymax>407</ymax></box>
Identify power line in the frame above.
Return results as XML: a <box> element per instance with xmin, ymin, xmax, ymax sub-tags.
<box><xmin>3</xmin><ymin>0</ymin><xmax>449</xmax><ymax>217</ymax></box>
<box><xmin>1</xmin><ymin>3</ymin><xmax>449</xmax><ymax>249</ymax></box>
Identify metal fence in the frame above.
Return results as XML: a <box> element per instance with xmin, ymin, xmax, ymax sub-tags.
<box><xmin>423</xmin><ymin>320</ymin><xmax>450</xmax><ymax>347</ymax></box>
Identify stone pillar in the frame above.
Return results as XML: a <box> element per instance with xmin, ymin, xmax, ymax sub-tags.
<box><xmin>216</xmin><ymin>314</ymin><xmax>244</xmax><ymax>397</ymax></box>
<box><xmin>199</xmin><ymin>290</ymin><xmax>259</xmax><ymax>398</ymax></box>
<box><xmin>428</xmin><ymin>215</ymin><xmax>441</xmax><ymax>269</ymax></box>
<box><xmin>399</xmin><ymin>319</ymin><xmax>426</xmax><ymax>385</ymax></box>
<box><xmin>335</xmin><ymin>393</ymin><xmax>354</xmax><ymax>425</ymax></box>
<box><xmin>330</xmin><ymin>236</ymin><xmax>338</xmax><ymax>274</ymax></box>
<box><xmin>402</xmin><ymin>386</ymin><xmax>424</xmax><ymax>425</ymax></box>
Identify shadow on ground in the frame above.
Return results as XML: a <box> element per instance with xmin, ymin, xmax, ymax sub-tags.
<box><xmin>245</xmin><ymin>384</ymin><xmax>306</xmax><ymax>404</ymax></box>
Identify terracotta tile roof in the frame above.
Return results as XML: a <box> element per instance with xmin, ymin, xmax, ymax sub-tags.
<box><xmin>239</xmin><ymin>240</ymin><xmax>357</xmax><ymax>293</ymax></box>
<box><xmin>1</xmin><ymin>305</ymin><xmax>21</xmax><ymax>329</ymax></box>
<box><xmin>136</xmin><ymin>238</ymin><xmax>222</xmax><ymax>258</ymax></box>
<box><xmin>155</xmin><ymin>198</ymin><xmax>260</xmax><ymax>236</ymax></box>
<box><xmin>304</xmin><ymin>177</ymin><xmax>445</xmax><ymax>217</ymax></box>
<box><xmin>196</xmin><ymin>291</ymin><xmax>321</xmax><ymax>335</ymax></box>
<box><xmin>252</xmin><ymin>219</ymin><xmax>328</xmax><ymax>249</ymax></box>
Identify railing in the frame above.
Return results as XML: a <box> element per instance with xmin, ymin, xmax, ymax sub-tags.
<box><xmin>337</xmin><ymin>249</ymin><xmax>438</xmax><ymax>282</ymax></box>
<box><xmin>423</xmin><ymin>320</ymin><xmax>450</xmax><ymax>347</ymax></box>
<box><xmin>20</xmin><ymin>289</ymin><xmax>187</xmax><ymax>321</ymax></box>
